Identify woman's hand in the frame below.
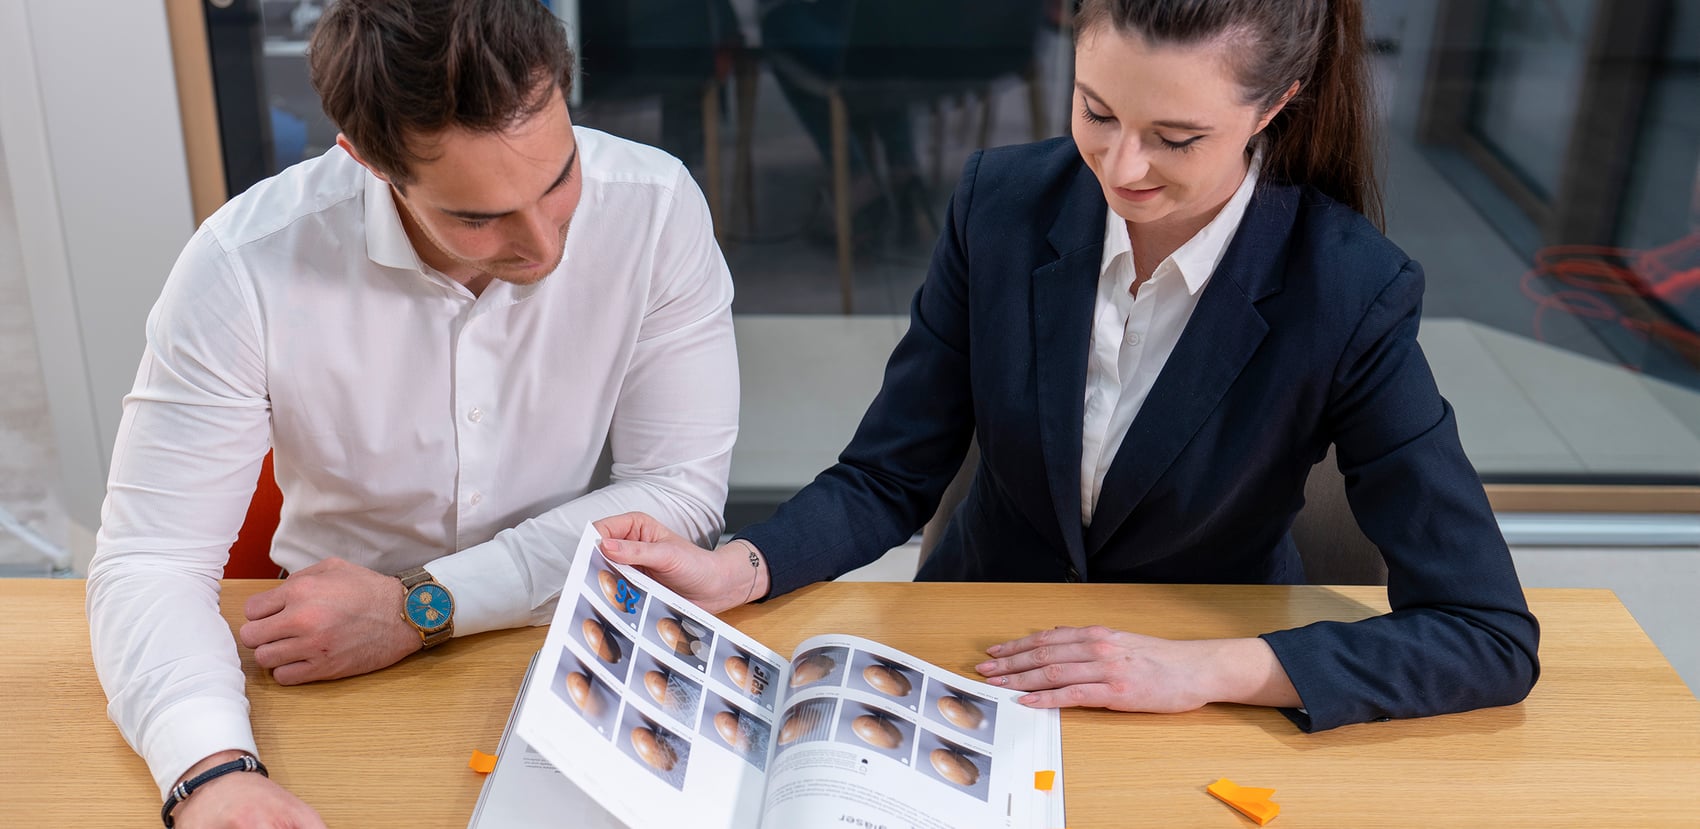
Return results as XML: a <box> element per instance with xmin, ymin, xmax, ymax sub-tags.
<box><xmin>592</xmin><ymin>512</ymin><xmax>769</xmax><ymax>613</ymax></box>
<box><xmin>975</xmin><ymin>626</ymin><xmax>1300</xmax><ymax>712</ymax></box>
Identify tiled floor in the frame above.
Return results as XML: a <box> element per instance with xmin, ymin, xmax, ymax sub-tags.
<box><xmin>1428</xmin><ymin>320</ymin><xmax>1700</xmax><ymax>478</ymax></box>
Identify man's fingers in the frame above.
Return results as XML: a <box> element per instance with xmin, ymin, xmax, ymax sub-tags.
<box><xmin>270</xmin><ymin>659</ymin><xmax>323</xmax><ymax>686</ymax></box>
<box><xmin>237</xmin><ymin>613</ymin><xmax>293</xmax><ymax>649</ymax></box>
<box><xmin>244</xmin><ymin>585</ymin><xmax>289</xmax><ymax>622</ymax></box>
<box><xmin>252</xmin><ymin>637</ymin><xmax>311</xmax><ymax>671</ymax></box>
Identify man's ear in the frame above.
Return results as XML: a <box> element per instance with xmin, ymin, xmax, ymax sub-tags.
<box><xmin>336</xmin><ymin>134</ymin><xmax>393</xmax><ymax>186</ymax></box>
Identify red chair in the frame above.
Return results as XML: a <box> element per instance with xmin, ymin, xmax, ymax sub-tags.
<box><xmin>224</xmin><ymin>451</ymin><xmax>284</xmax><ymax>578</ymax></box>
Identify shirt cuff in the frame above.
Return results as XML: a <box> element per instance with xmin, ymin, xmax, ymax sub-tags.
<box><xmin>138</xmin><ymin>696</ymin><xmax>256</xmax><ymax>798</ymax></box>
<box><xmin>425</xmin><ymin>539</ymin><xmax>551</xmax><ymax>637</ymax></box>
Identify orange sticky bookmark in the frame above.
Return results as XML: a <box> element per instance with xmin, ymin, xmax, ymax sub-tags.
<box><xmin>1207</xmin><ymin>778</ymin><xmax>1279</xmax><ymax>825</ymax></box>
<box><xmin>468</xmin><ymin>750</ymin><xmax>497</xmax><ymax>774</ymax></box>
<box><xmin>1034</xmin><ymin>770</ymin><xmax>1056</xmax><ymax>791</ymax></box>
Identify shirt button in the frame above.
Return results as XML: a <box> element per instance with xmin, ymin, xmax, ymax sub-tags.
<box><xmin>468</xmin><ymin>492</ymin><xmax>483</xmax><ymax>507</ymax></box>
<box><xmin>1125</xmin><ymin>331</ymin><xmax>1142</xmax><ymax>346</ymax></box>
<box><xmin>467</xmin><ymin>407</ymin><xmax>484</xmax><ymax>423</ymax></box>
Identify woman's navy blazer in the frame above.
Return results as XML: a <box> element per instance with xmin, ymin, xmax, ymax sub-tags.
<box><xmin>740</xmin><ymin>137</ymin><xmax>1540</xmax><ymax>730</ymax></box>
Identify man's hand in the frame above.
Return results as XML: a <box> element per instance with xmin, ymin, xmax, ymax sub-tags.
<box><xmin>593</xmin><ymin>512</ymin><xmax>769</xmax><ymax>613</ymax></box>
<box><xmin>238</xmin><ymin>558</ymin><xmax>422</xmax><ymax>685</ymax></box>
<box><xmin>975</xmin><ymin>626</ymin><xmax>1301</xmax><ymax>712</ymax></box>
<box><xmin>167</xmin><ymin>750</ymin><xmax>326</xmax><ymax>829</ymax></box>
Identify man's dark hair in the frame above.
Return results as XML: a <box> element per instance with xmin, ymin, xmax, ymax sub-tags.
<box><xmin>308</xmin><ymin>0</ymin><xmax>575</xmax><ymax>185</ymax></box>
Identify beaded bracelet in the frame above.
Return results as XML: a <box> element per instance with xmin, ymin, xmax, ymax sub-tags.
<box><xmin>161</xmin><ymin>754</ymin><xmax>268</xmax><ymax>827</ymax></box>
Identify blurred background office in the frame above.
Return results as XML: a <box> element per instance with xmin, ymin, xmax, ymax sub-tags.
<box><xmin>1</xmin><ymin>0</ymin><xmax>1696</xmax><ymax>689</ymax></box>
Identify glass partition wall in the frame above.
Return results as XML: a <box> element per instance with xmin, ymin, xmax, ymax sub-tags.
<box><xmin>191</xmin><ymin>0</ymin><xmax>1699</xmax><ymax>517</ymax></box>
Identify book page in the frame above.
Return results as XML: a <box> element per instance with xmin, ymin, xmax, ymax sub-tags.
<box><xmin>468</xmin><ymin>653</ymin><xmax>627</xmax><ymax>829</ymax></box>
<box><xmin>761</xmin><ymin>635</ymin><xmax>1066</xmax><ymax>829</ymax></box>
<box><xmin>516</xmin><ymin>531</ymin><xmax>790</xmax><ymax>829</ymax></box>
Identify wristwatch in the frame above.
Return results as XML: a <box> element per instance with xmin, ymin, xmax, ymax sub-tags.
<box><xmin>398</xmin><ymin>566</ymin><xmax>455</xmax><ymax>649</ymax></box>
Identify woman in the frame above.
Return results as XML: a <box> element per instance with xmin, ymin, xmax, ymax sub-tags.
<box><xmin>596</xmin><ymin>0</ymin><xmax>1539</xmax><ymax>731</ymax></box>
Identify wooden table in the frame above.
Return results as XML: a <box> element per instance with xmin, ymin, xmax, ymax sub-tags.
<box><xmin>4</xmin><ymin>580</ymin><xmax>1698</xmax><ymax>827</ymax></box>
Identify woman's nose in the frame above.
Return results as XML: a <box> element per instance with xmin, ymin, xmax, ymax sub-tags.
<box><xmin>1104</xmin><ymin>137</ymin><xmax>1152</xmax><ymax>187</ymax></box>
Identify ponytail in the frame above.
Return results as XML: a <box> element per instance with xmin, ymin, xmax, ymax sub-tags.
<box><xmin>1261</xmin><ymin>0</ymin><xmax>1382</xmax><ymax>229</ymax></box>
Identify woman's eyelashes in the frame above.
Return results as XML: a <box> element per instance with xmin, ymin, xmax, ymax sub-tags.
<box><xmin>1158</xmin><ymin>135</ymin><xmax>1204</xmax><ymax>153</ymax></box>
<box><xmin>1079</xmin><ymin>101</ymin><xmax>1205</xmax><ymax>153</ymax></box>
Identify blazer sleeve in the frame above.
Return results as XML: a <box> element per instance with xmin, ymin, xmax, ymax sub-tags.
<box><xmin>1260</xmin><ymin>258</ymin><xmax>1541</xmax><ymax>731</ymax></box>
<box><xmin>739</xmin><ymin>154</ymin><xmax>984</xmax><ymax>596</ymax></box>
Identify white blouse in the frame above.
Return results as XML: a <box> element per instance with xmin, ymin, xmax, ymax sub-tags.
<box><xmin>1081</xmin><ymin>151</ymin><xmax>1262</xmax><ymax>523</ymax></box>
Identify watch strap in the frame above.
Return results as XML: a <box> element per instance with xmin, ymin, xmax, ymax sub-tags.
<box><xmin>399</xmin><ymin>566</ymin><xmax>433</xmax><ymax>589</ymax></box>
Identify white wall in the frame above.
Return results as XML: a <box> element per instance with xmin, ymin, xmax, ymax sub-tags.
<box><xmin>0</xmin><ymin>1</ymin><xmax>197</xmax><ymax>569</ymax></box>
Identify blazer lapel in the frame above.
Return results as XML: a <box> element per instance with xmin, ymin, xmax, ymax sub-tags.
<box><xmin>1031</xmin><ymin>164</ymin><xmax>1108</xmax><ymax>579</ymax></box>
<box><xmin>1083</xmin><ymin>183</ymin><xmax>1300</xmax><ymax>556</ymax></box>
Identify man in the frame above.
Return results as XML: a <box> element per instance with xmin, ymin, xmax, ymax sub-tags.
<box><xmin>86</xmin><ymin>2</ymin><xmax>738</xmax><ymax>825</ymax></box>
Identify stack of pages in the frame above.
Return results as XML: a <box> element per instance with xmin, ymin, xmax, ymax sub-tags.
<box><xmin>472</xmin><ymin>532</ymin><xmax>1065</xmax><ymax>829</ymax></box>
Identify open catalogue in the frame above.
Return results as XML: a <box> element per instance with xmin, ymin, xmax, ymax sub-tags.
<box><xmin>498</xmin><ymin>531</ymin><xmax>1066</xmax><ymax>828</ymax></box>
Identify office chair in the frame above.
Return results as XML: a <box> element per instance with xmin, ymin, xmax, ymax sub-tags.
<box><xmin>576</xmin><ymin>0</ymin><xmax>750</xmax><ymax>245</ymax></box>
<box><xmin>1290</xmin><ymin>445</ymin><xmax>1389</xmax><ymax>585</ymax></box>
<box><xmin>225</xmin><ymin>451</ymin><xmax>284</xmax><ymax>578</ymax></box>
<box><xmin>919</xmin><ymin>441</ymin><xmax>1389</xmax><ymax>586</ymax></box>
<box><xmin>763</xmin><ymin>0</ymin><xmax>1048</xmax><ymax>313</ymax></box>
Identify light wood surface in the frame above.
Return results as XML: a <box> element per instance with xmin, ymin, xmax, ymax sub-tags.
<box><xmin>4</xmin><ymin>580</ymin><xmax>1697</xmax><ymax>827</ymax></box>
<box><xmin>1485</xmin><ymin>483</ymin><xmax>1700</xmax><ymax>514</ymax></box>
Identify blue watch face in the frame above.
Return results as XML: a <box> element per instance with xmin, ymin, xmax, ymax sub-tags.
<box><xmin>406</xmin><ymin>583</ymin><xmax>453</xmax><ymax>632</ymax></box>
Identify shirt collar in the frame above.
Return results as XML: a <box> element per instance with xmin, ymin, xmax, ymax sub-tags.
<box><xmin>1099</xmin><ymin>146</ymin><xmax>1264</xmax><ymax>297</ymax></box>
<box><xmin>364</xmin><ymin>167</ymin><xmax>424</xmax><ymax>272</ymax></box>
<box><xmin>362</xmin><ymin>164</ymin><xmax>536</xmax><ymax>303</ymax></box>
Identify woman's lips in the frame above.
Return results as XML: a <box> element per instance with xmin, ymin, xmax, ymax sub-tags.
<box><xmin>1115</xmin><ymin>185</ymin><xmax>1165</xmax><ymax>202</ymax></box>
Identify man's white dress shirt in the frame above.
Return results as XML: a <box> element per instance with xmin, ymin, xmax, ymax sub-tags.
<box><xmin>86</xmin><ymin>127</ymin><xmax>740</xmax><ymax>794</ymax></box>
<box><xmin>1081</xmin><ymin>151</ymin><xmax>1262</xmax><ymax>523</ymax></box>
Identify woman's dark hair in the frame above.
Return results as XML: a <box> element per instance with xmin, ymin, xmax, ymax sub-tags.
<box><xmin>1076</xmin><ymin>0</ymin><xmax>1382</xmax><ymax>229</ymax></box>
<box><xmin>308</xmin><ymin>0</ymin><xmax>575</xmax><ymax>186</ymax></box>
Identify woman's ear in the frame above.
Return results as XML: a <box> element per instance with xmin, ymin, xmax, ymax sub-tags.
<box><xmin>1254</xmin><ymin>80</ymin><xmax>1302</xmax><ymax>136</ymax></box>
